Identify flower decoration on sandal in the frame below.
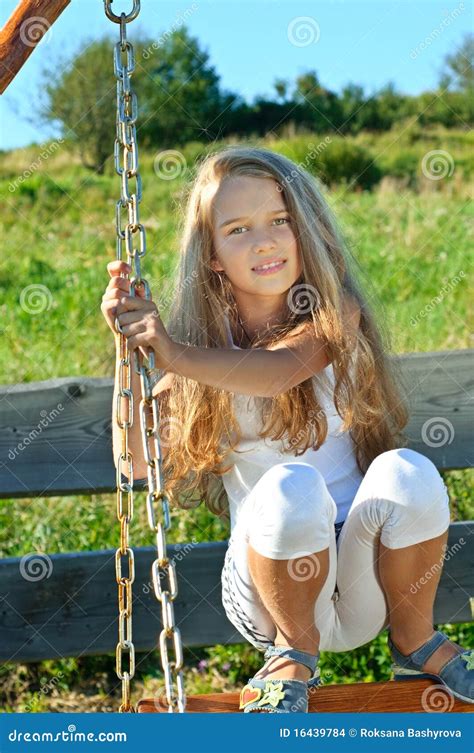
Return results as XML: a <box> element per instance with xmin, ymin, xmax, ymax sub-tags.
<box><xmin>256</xmin><ymin>680</ymin><xmax>286</xmax><ymax>709</ymax></box>
<box><xmin>461</xmin><ymin>650</ymin><xmax>474</xmax><ymax>671</ymax></box>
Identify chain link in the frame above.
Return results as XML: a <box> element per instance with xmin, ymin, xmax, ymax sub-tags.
<box><xmin>104</xmin><ymin>0</ymin><xmax>186</xmax><ymax>714</ymax></box>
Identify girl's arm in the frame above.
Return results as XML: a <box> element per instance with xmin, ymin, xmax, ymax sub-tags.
<box><xmin>165</xmin><ymin>333</ymin><xmax>329</xmax><ymax>397</ymax></box>
<box><xmin>163</xmin><ymin>294</ymin><xmax>361</xmax><ymax>398</ymax></box>
<box><xmin>116</xmin><ymin>293</ymin><xmax>360</xmax><ymax>398</ymax></box>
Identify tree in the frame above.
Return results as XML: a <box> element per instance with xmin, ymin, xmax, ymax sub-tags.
<box><xmin>373</xmin><ymin>82</ymin><xmax>409</xmax><ymax>130</ymax></box>
<box><xmin>134</xmin><ymin>28</ymin><xmax>237</xmax><ymax>147</ymax></box>
<box><xmin>274</xmin><ymin>78</ymin><xmax>290</xmax><ymax>103</ymax></box>
<box><xmin>40</xmin><ymin>39</ymin><xmax>116</xmax><ymax>174</ymax></box>
<box><xmin>339</xmin><ymin>83</ymin><xmax>366</xmax><ymax>134</ymax></box>
<box><xmin>439</xmin><ymin>33</ymin><xmax>474</xmax><ymax>93</ymax></box>
<box><xmin>39</xmin><ymin>28</ymin><xmax>238</xmax><ymax>172</ymax></box>
<box><xmin>293</xmin><ymin>71</ymin><xmax>343</xmax><ymax>132</ymax></box>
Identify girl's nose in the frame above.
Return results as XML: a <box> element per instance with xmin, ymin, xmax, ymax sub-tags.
<box><xmin>252</xmin><ymin>233</ymin><xmax>277</xmax><ymax>252</ymax></box>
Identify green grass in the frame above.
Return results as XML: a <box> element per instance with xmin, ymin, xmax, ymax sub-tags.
<box><xmin>0</xmin><ymin>126</ymin><xmax>472</xmax><ymax>711</ymax></box>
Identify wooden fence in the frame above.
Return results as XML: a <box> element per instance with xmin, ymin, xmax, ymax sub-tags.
<box><xmin>0</xmin><ymin>349</ymin><xmax>472</xmax><ymax>663</ymax></box>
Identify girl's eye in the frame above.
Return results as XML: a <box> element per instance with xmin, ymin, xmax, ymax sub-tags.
<box><xmin>229</xmin><ymin>217</ymin><xmax>290</xmax><ymax>235</ymax></box>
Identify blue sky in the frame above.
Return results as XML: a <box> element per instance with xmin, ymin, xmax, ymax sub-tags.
<box><xmin>0</xmin><ymin>0</ymin><xmax>471</xmax><ymax>151</ymax></box>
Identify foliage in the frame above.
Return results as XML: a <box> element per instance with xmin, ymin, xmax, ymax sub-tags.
<box><xmin>40</xmin><ymin>29</ymin><xmax>236</xmax><ymax>173</ymax></box>
<box><xmin>439</xmin><ymin>32</ymin><xmax>474</xmax><ymax>93</ymax></box>
<box><xmin>308</xmin><ymin>138</ymin><xmax>382</xmax><ymax>190</ymax></box>
<box><xmin>37</xmin><ymin>31</ymin><xmax>474</xmax><ymax>173</ymax></box>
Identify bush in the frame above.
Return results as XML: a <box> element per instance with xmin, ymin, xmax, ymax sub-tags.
<box><xmin>307</xmin><ymin>139</ymin><xmax>382</xmax><ymax>190</ymax></box>
<box><xmin>14</xmin><ymin>174</ymin><xmax>70</xmax><ymax>202</ymax></box>
<box><xmin>270</xmin><ymin>135</ymin><xmax>318</xmax><ymax>167</ymax></box>
<box><xmin>378</xmin><ymin>149</ymin><xmax>420</xmax><ymax>187</ymax></box>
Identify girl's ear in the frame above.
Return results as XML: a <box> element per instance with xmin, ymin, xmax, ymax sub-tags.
<box><xmin>210</xmin><ymin>258</ymin><xmax>224</xmax><ymax>273</ymax></box>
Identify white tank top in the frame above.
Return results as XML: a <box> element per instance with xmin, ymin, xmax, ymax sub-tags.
<box><xmin>218</xmin><ymin>315</ymin><xmax>364</xmax><ymax>528</ymax></box>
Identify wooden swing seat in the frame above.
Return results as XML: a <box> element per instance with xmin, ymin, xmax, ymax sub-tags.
<box><xmin>137</xmin><ymin>678</ymin><xmax>473</xmax><ymax>713</ymax></box>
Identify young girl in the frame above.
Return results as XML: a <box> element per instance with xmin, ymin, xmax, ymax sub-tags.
<box><xmin>102</xmin><ymin>145</ymin><xmax>473</xmax><ymax>713</ymax></box>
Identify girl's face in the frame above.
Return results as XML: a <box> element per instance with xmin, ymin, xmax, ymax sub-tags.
<box><xmin>210</xmin><ymin>175</ymin><xmax>302</xmax><ymax>304</ymax></box>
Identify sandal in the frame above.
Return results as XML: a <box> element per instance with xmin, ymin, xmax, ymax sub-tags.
<box><xmin>239</xmin><ymin>644</ymin><xmax>320</xmax><ymax>713</ymax></box>
<box><xmin>388</xmin><ymin>630</ymin><xmax>474</xmax><ymax>704</ymax></box>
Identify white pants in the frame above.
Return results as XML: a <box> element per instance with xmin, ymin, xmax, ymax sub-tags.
<box><xmin>221</xmin><ymin>448</ymin><xmax>451</xmax><ymax>653</ymax></box>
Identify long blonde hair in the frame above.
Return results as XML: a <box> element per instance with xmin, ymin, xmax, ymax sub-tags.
<box><xmin>157</xmin><ymin>145</ymin><xmax>409</xmax><ymax>520</ymax></box>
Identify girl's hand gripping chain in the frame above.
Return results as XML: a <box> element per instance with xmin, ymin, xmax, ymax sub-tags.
<box><xmin>114</xmin><ymin>272</ymin><xmax>174</xmax><ymax>369</ymax></box>
<box><xmin>102</xmin><ymin>260</ymin><xmax>152</xmax><ymax>360</ymax></box>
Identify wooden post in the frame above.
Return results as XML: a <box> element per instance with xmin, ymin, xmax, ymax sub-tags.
<box><xmin>0</xmin><ymin>0</ymin><xmax>71</xmax><ymax>94</ymax></box>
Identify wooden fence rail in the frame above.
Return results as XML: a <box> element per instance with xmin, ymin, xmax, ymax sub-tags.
<box><xmin>0</xmin><ymin>350</ymin><xmax>472</xmax><ymax>499</ymax></box>
<box><xmin>0</xmin><ymin>524</ymin><xmax>472</xmax><ymax>664</ymax></box>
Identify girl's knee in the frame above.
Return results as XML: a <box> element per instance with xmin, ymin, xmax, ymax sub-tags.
<box><xmin>256</xmin><ymin>461</ymin><xmax>334</xmax><ymax>516</ymax></box>
<box><xmin>368</xmin><ymin>448</ymin><xmax>449</xmax><ymax>512</ymax></box>
<box><xmin>249</xmin><ymin>462</ymin><xmax>336</xmax><ymax>558</ymax></box>
<box><xmin>367</xmin><ymin>449</ymin><xmax>450</xmax><ymax>547</ymax></box>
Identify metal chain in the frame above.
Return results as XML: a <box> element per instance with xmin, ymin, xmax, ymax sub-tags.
<box><xmin>104</xmin><ymin>0</ymin><xmax>186</xmax><ymax>714</ymax></box>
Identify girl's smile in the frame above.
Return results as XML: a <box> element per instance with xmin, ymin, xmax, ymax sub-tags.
<box><xmin>251</xmin><ymin>259</ymin><xmax>287</xmax><ymax>274</ymax></box>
